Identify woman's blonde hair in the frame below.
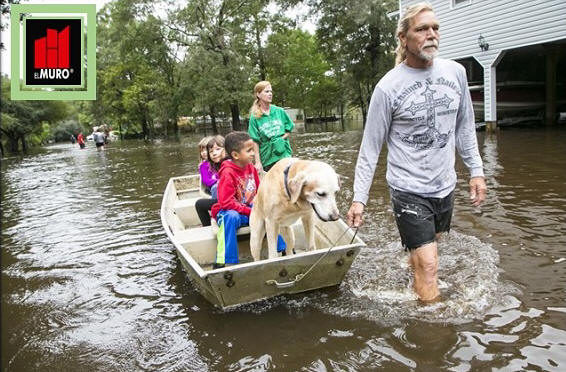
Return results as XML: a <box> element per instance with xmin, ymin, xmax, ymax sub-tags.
<box><xmin>250</xmin><ymin>81</ymin><xmax>271</xmax><ymax>119</ymax></box>
<box><xmin>198</xmin><ymin>136</ymin><xmax>213</xmax><ymax>161</ymax></box>
<box><xmin>395</xmin><ymin>2</ymin><xmax>434</xmax><ymax>65</ymax></box>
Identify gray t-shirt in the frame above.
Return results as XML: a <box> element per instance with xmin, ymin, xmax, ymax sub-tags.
<box><xmin>93</xmin><ymin>132</ymin><xmax>105</xmax><ymax>144</ymax></box>
<box><xmin>353</xmin><ymin>58</ymin><xmax>484</xmax><ymax>204</ymax></box>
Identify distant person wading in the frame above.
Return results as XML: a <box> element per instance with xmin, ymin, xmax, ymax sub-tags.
<box><xmin>93</xmin><ymin>129</ymin><xmax>105</xmax><ymax>151</ymax></box>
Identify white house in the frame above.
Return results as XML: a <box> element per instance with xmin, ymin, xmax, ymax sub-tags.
<box><xmin>398</xmin><ymin>0</ymin><xmax>566</xmax><ymax>129</ymax></box>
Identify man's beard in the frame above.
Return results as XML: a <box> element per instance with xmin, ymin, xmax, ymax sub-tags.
<box><xmin>418</xmin><ymin>41</ymin><xmax>439</xmax><ymax>61</ymax></box>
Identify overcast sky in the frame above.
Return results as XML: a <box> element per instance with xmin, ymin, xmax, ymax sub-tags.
<box><xmin>1</xmin><ymin>0</ymin><xmax>314</xmax><ymax>78</ymax></box>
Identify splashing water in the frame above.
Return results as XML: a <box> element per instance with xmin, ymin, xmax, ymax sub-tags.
<box><xmin>230</xmin><ymin>231</ymin><xmax>514</xmax><ymax>325</ymax></box>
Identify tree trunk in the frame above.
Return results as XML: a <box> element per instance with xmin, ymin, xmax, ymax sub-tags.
<box><xmin>339</xmin><ymin>102</ymin><xmax>345</xmax><ymax>131</ymax></box>
<box><xmin>254</xmin><ymin>13</ymin><xmax>266</xmax><ymax>81</ymax></box>
<box><xmin>358</xmin><ymin>84</ymin><xmax>367</xmax><ymax>127</ymax></box>
<box><xmin>9</xmin><ymin>136</ymin><xmax>19</xmax><ymax>154</ymax></box>
<box><xmin>149</xmin><ymin>117</ymin><xmax>155</xmax><ymax>140</ymax></box>
<box><xmin>173</xmin><ymin>119</ymin><xmax>179</xmax><ymax>140</ymax></box>
<box><xmin>20</xmin><ymin>135</ymin><xmax>28</xmax><ymax>154</ymax></box>
<box><xmin>231</xmin><ymin>102</ymin><xmax>241</xmax><ymax>131</ymax></box>
<box><xmin>210</xmin><ymin>106</ymin><xmax>218</xmax><ymax>134</ymax></box>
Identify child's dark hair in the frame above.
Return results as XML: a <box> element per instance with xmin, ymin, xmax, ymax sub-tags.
<box><xmin>224</xmin><ymin>131</ymin><xmax>251</xmax><ymax>159</ymax></box>
<box><xmin>207</xmin><ymin>135</ymin><xmax>225</xmax><ymax>172</ymax></box>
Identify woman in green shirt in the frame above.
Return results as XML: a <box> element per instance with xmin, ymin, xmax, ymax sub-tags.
<box><xmin>247</xmin><ymin>81</ymin><xmax>295</xmax><ymax>172</ymax></box>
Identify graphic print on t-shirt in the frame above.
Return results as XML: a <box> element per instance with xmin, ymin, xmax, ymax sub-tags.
<box><xmin>236</xmin><ymin>174</ymin><xmax>257</xmax><ymax>205</ymax></box>
<box><xmin>259</xmin><ymin>119</ymin><xmax>283</xmax><ymax>138</ymax></box>
<box><xmin>394</xmin><ymin>78</ymin><xmax>460</xmax><ymax>151</ymax></box>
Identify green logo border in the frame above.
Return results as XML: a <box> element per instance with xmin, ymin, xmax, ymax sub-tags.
<box><xmin>11</xmin><ymin>4</ymin><xmax>96</xmax><ymax>100</ymax></box>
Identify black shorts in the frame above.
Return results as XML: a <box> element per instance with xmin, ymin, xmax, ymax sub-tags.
<box><xmin>95</xmin><ymin>142</ymin><xmax>104</xmax><ymax>148</ymax></box>
<box><xmin>390</xmin><ymin>188</ymin><xmax>455</xmax><ymax>251</ymax></box>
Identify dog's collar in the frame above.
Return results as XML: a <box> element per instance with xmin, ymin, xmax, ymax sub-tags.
<box><xmin>283</xmin><ymin>161</ymin><xmax>295</xmax><ymax>200</ymax></box>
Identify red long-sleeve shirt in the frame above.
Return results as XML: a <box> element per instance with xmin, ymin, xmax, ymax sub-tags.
<box><xmin>211</xmin><ymin>160</ymin><xmax>260</xmax><ymax>219</ymax></box>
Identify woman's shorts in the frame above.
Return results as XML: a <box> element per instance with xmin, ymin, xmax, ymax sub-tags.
<box><xmin>95</xmin><ymin>142</ymin><xmax>104</xmax><ymax>148</ymax></box>
<box><xmin>390</xmin><ymin>188</ymin><xmax>455</xmax><ymax>251</ymax></box>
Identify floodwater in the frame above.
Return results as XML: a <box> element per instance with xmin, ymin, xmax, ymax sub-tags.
<box><xmin>2</xmin><ymin>127</ymin><xmax>565</xmax><ymax>371</ymax></box>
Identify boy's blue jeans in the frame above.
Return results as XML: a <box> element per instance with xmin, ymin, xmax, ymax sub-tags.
<box><xmin>215</xmin><ymin>210</ymin><xmax>286</xmax><ymax>265</ymax></box>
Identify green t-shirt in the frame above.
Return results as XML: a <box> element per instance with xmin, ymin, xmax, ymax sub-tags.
<box><xmin>248</xmin><ymin>104</ymin><xmax>295</xmax><ymax>167</ymax></box>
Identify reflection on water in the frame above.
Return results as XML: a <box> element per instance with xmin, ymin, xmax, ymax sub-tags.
<box><xmin>2</xmin><ymin>127</ymin><xmax>566</xmax><ymax>371</ymax></box>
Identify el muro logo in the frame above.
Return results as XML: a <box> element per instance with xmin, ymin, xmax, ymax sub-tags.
<box><xmin>11</xmin><ymin>4</ymin><xmax>96</xmax><ymax>100</ymax></box>
<box><xmin>26</xmin><ymin>18</ymin><xmax>82</xmax><ymax>86</ymax></box>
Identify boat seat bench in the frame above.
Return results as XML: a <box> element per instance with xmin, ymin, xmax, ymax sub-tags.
<box><xmin>172</xmin><ymin>225</ymin><xmax>251</xmax><ymax>265</ymax></box>
<box><xmin>173</xmin><ymin>198</ymin><xmax>200</xmax><ymax>226</ymax></box>
<box><xmin>174</xmin><ymin>225</ymin><xmax>251</xmax><ymax>242</ymax></box>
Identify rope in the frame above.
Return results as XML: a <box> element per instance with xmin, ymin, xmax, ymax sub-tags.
<box><xmin>265</xmin><ymin>224</ymin><xmax>359</xmax><ymax>288</ymax></box>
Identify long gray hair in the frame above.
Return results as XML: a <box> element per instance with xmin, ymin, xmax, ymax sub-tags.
<box><xmin>395</xmin><ymin>2</ymin><xmax>434</xmax><ymax>65</ymax></box>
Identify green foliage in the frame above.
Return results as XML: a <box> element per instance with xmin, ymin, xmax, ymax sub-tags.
<box><xmin>51</xmin><ymin>119</ymin><xmax>83</xmax><ymax>142</ymax></box>
<box><xmin>1</xmin><ymin>76</ymin><xmax>70</xmax><ymax>153</ymax></box>
<box><xmin>312</xmin><ymin>0</ymin><xmax>397</xmax><ymax>122</ymax></box>
<box><xmin>265</xmin><ymin>28</ymin><xmax>331</xmax><ymax>117</ymax></box>
<box><xmin>170</xmin><ymin>0</ymin><xmax>264</xmax><ymax>131</ymax></box>
<box><xmin>4</xmin><ymin>0</ymin><xmax>399</xmax><ymax>150</ymax></box>
<box><xmin>96</xmin><ymin>0</ymin><xmax>180</xmax><ymax>139</ymax></box>
<box><xmin>1</xmin><ymin>0</ymin><xmax>20</xmax><ymax>50</ymax></box>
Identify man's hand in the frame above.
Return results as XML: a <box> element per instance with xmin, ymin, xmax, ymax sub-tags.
<box><xmin>469</xmin><ymin>176</ymin><xmax>487</xmax><ymax>207</ymax></box>
<box><xmin>347</xmin><ymin>202</ymin><xmax>365</xmax><ymax>227</ymax></box>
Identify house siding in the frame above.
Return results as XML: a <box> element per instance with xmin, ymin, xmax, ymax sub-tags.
<box><xmin>398</xmin><ymin>0</ymin><xmax>566</xmax><ymax>122</ymax></box>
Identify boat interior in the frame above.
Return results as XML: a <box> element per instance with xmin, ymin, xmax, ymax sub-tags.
<box><xmin>162</xmin><ymin>175</ymin><xmax>354</xmax><ymax>271</ymax></box>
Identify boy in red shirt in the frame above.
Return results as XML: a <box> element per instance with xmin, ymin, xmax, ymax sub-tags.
<box><xmin>211</xmin><ymin>132</ymin><xmax>260</xmax><ymax>268</ymax></box>
<box><xmin>77</xmin><ymin>132</ymin><xmax>86</xmax><ymax>149</ymax></box>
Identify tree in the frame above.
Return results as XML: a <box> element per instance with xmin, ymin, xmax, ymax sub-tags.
<box><xmin>265</xmin><ymin>28</ymin><xmax>330</xmax><ymax>120</ymax></box>
<box><xmin>286</xmin><ymin>0</ymin><xmax>396</xmax><ymax>125</ymax></box>
<box><xmin>319</xmin><ymin>0</ymin><xmax>397</xmax><ymax>124</ymax></box>
<box><xmin>96</xmin><ymin>0</ymin><xmax>182</xmax><ymax>139</ymax></box>
<box><xmin>170</xmin><ymin>0</ymin><xmax>264</xmax><ymax>131</ymax></box>
<box><xmin>1</xmin><ymin>77</ymin><xmax>69</xmax><ymax>154</ymax></box>
<box><xmin>1</xmin><ymin>0</ymin><xmax>20</xmax><ymax>50</ymax></box>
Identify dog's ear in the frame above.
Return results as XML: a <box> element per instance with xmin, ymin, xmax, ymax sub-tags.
<box><xmin>288</xmin><ymin>171</ymin><xmax>308</xmax><ymax>203</ymax></box>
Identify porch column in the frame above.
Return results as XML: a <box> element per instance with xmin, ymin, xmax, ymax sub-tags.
<box><xmin>545</xmin><ymin>45</ymin><xmax>558</xmax><ymax>126</ymax></box>
<box><xmin>483</xmin><ymin>65</ymin><xmax>497</xmax><ymax>132</ymax></box>
<box><xmin>478</xmin><ymin>51</ymin><xmax>505</xmax><ymax>132</ymax></box>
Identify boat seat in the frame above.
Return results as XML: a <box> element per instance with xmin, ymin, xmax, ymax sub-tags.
<box><xmin>173</xmin><ymin>183</ymin><xmax>211</xmax><ymax>227</ymax></box>
<box><xmin>173</xmin><ymin>225</ymin><xmax>250</xmax><ymax>265</ymax></box>
<box><xmin>211</xmin><ymin>219</ymin><xmax>251</xmax><ymax>235</ymax></box>
<box><xmin>173</xmin><ymin>198</ymin><xmax>200</xmax><ymax>226</ymax></box>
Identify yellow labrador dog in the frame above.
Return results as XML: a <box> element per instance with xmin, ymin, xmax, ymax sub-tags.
<box><xmin>250</xmin><ymin>158</ymin><xmax>340</xmax><ymax>261</ymax></box>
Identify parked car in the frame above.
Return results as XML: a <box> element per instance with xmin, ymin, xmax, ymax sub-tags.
<box><xmin>107</xmin><ymin>131</ymin><xmax>119</xmax><ymax>142</ymax></box>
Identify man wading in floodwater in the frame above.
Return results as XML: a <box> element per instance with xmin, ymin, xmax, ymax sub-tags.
<box><xmin>347</xmin><ymin>2</ymin><xmax>487</xmax><ymax>302</ymax></box>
